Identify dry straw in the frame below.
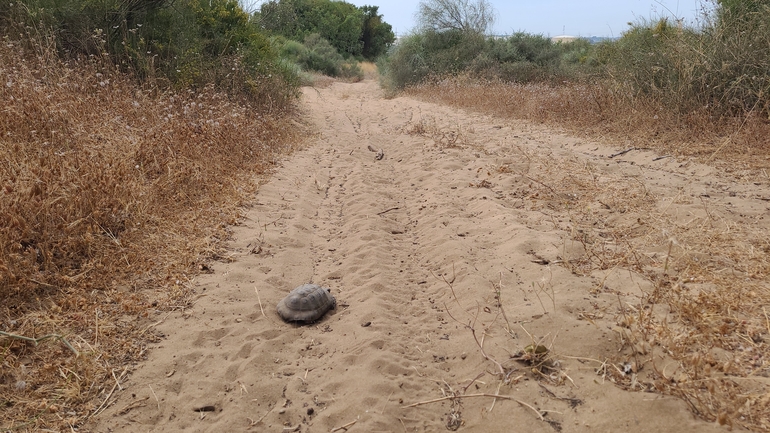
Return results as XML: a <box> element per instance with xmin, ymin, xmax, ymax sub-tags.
<box><xmin>0</xmin><ymin>38</ymin><xmax>302</xmax><ymax>430</ymax></box>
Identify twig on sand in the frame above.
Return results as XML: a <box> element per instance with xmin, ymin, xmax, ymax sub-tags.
<box><xmin>521</xmin><ymin>173</ymin><xmax>557</xmax><ymax>194</ymax></box>
<box><xmin>90</xmin><ymin>366</ymin><xmax>129</xmax><ymax>418</ymax></box>
<box><xmin>402</xmin><ymin>393</ymin><xmax>544</xmax><ymax>421</ymax></box>
<box><xmin>609</xmin><ymin>147</ymin><xmax>637</xmax><ymax>158</ymax></box>
<box><xmin>398</xmin><ymin>418</ymin><xmax>408</xmax><ymax>433</ymax></box>
<box><xmin>489</xmin><ymin>381</ymin><xmax>503</xmax><ymax>412</ymax></box>
<box><xmin>377</xmin><ymin>207</ymin><xmax>400</xmax><ymax>216</ymax></box>
<box><xmin>330</xmin><ymin>417</ymin><xmax>359</xmax><ymax>432</ymax></box>
<box><xmin>380</xmin><ymin>392</ymin><xmax>394</xmax><ymax>414</ymax></box>
<box><xmin>248</xmin><ymin>404</ymin><xmax>273</xmax><ymax>427</ymax></box>
<box><xmin>118</xmin><ymin>397</ymin><xmax>149</xmax><ymax>415</ymax></box>
<box><xmin>148</xmin><ymin>385</ymin><xmax>160</xmax><ymax>410</ymax></box>
<box><xmin>471</xmin><ymin>325</ymin><xmax>506</xmax><ymax>376</ymax></box>
<box><xmin>254</xmin><ymin>286</ymin><xmax>267</xmax><ymax>320</ymax></box>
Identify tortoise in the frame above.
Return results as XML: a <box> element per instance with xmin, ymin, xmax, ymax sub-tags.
<box><xmin>276</xmin><ymin>284</ymin><xmax>336</xmax><ymax>323</ymax></box>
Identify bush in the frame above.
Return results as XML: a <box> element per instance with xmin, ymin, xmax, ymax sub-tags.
<box><xmin>379</xmin><ymin>33</ymin><xmax>428</xmax><ymax>90</ymax></box>
<box><xmin>300</xmin><ymin>33</ymin><xmax>347</xmax><ymax>76</ymax></box>
<box><xmin>381</xmin><ymin>30</ymin><xmax>486</xmax><ymax>89</ymax></box>
<box><xmin>275</xmin><ymin>33</ymin><xmax>363</xmax><ymax>80</ymax></box>
<box><xmin>256</xmin><ymin>0</ymin><xmax>394</xmax><ymax>61</ymax></box>
<box><xmin>597</xmin><ymin>19</ymin><xmax>690</xmax><ymax>101</ymax></box>
<box><xmin>1</xmin><ymin>0</ymin><xmax>300</xmax><ymax>110</ymax></box>
<box><xmin>599</xmin><ymin>10</ymin><xmax>770</xmax><ymax>117</ymax></box>
<box><xmin>381</xmin><ymin>29</ymin><xmax>600</xmax><ymax>90</ymax></box>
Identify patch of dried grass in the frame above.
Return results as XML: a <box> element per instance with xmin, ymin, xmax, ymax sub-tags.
<box><xmin>359</xmin><ymin>61</ymin><xmax>379</xmax><ymax>81</ymax></box>
<box><xmin>406</xmin><ymin>76</ymin><xmax>770</xmax><ymax>431</ymax></box>
<box><xmin>0</xmin><ymin>38</ymin><xmax>303</xmax><ymax>430</ymax></box>
<box><xmin>406</xmin><ymin>76</ymin><xmax>770</xmax><ymax>177</ymax></box>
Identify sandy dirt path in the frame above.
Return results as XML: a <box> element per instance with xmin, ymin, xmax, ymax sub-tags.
<box><xmin>92</xmin><ymin>80</ymin><xmax>764</xmax><ymax>432</ymax></box>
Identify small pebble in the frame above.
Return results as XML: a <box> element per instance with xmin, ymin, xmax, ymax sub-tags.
<box><xmin>307</xmin><ymin>408</ymin><xmax>314</xmax><ymax>415</ymax></box>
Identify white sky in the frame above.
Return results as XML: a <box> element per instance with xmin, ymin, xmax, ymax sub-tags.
<box><xmin>248</xmin><ymin>1</ymin><xmax>710</xmax><ymax>38</ymax></box>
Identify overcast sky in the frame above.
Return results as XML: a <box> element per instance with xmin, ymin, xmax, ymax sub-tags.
<box><xmin>336</xmin><ymin>0</ymin><xmax>709</xmax><ymax>37</ymax></box>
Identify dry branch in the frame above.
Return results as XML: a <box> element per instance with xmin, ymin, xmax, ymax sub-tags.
<box><xmin>330</xmin><ymin>417</ymin><xmax>359</xmax><ymax>432</ymax></box>
<box><xmin>403</xmin><ymin>393</ymin><xmax>544</xmax><ymax>421</ymax></box>
<box><xmin>0</xmin><ymin>331</ymin><xmax>79</xmax><ymax>357</ymax></box>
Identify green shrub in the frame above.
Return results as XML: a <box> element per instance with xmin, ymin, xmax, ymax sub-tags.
<box><xmin>379</xmin><ymin>33</ymin><xmax>431</xmax><ymax>90</ymax></box>
<box><xmin>381</xmin><ymin>30</ymin><xmax>486</xmax><ymax>89</ymax></box>
<box><xmin>1</xmin><ymin>0</ymin><xmax>301</xmax><ymax>110</ymax></box>
<box><xmin>599</xmin><ymin>10</ymin><xmax>770</xmax><ymax>117</ymax></box>
<box><xmin>381</xmin><ymin>28</ymin><xmax>600</xmax><ymax>90</ymax></box>
<box><xmin>300</xmin><ymin>33</ymin><xmax>346</xmax><ymax>76</ymax></box>
<box><xmin>278</xmin><ymin>38</ymin><xmax>308</xmax><ymax>61</ymax></box>
<box><xmin>274</xmin><ymin>33</ymin><xmax>363</xmax><ymax>80</ymax></box>
<box><xmin>701</xmin><ymin>1</ymin><xmax>770</xmax><ymax>115</ymax></box>
<box><xmin>255</xmin><ymin>0</ymin><xmax>394</xmax><ymax>61</ymax></box>
<box><xmin>598</xmin><ymin>19</ymin><xmax>688</xmax><ymax>98</ymax></box>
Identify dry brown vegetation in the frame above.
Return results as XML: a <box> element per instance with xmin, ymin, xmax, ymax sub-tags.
<box><xmin>406</xmin><ymin>77</ymin><xmax>770</xmax><ymax>175</ymax></box>
<box><xmin>359</xmin><ymin>61</ymin><xmax>379</xmax><ymax>81</ymax></box>
<box><xmin>406</xmin><ymin>77</ymin><xmax>770</xmax><ymax>431</ymax></box>
<box><xmin>0</xmin><ymin>39</ymin><xmax>303</xmax><ymax>431</ymax></box>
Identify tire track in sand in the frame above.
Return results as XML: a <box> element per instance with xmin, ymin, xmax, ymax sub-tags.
<box><xmin>94</xmin><ymin>81</ymin><xmax>735</xmax><ymax>433</ymax></box>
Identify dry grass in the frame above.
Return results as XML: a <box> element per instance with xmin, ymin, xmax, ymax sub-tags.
<box><xmin>0</xmin><ymin>39</ymin><xmax>303</xmax><ymax>431</ymax></box>
<box><xmin>406</xmin><ymin>76</ymin><xmax>770</xmax><ymax>177</ymax></box>
<box><xmin>359</xmin><ymin>61</ymin><xmax>379</xmax><ymax>81</ymax></box>
<box><xmin>405</xmin><ymin>77</ymin><xmax>770</xmax><ymax>431</ymax></box>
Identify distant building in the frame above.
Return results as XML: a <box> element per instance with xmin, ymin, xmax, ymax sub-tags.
<box><xmin>551</xmin><ymin>35</ymin><xmax>578</xmax><ymax>43</ymax></box>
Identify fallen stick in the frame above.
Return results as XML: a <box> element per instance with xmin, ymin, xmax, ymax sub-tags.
<box><xmin>119</xmin><ymin>397</ymin><xmax>149</xmax><ymax>415</ymax></box>
<box><xmin>90</xmin><ymin>366</ymin><xmax>129</xmax><ymax>418</ymax></box>
<box><xmin>0</xmin><ymin>331</ymin><xmax>79</xmax><ymax>357</ymax></box>
<box><xmin>609</xmin><ymin>147</ymin><xmax>636</xmax><ymax>158</ymax></box>
<box><xmin>402</xmin><ymin>393</ymin><xmax>544</xmax><ymax>420</ymax></box>
<box><xmin>254</xmin><ymin>286</ymin><xmax>267</xmax><ymax>319</ymax></box>
<box><xmin>330</xmin><ymin>417</ymin><xmax>359</xmax><ymax>432</ymax></box>
<box><xmin>377</xmin><ymin>207</ymin><xmax>400</xmax><ymax>216</ymax></box>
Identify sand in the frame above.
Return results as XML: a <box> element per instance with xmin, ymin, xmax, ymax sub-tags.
<box><xmin>91</xmin><ymin>80</ymin><xmax>760</xmax><ymax>432</ymax></box>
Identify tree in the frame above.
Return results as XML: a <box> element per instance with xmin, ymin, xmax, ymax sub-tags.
<box><xmin>360</xmin><ymin>5</ymin><xmax>395</xmax><ymax>59</ymax></box>
<box><xmin>255</xmin><ymin>0</ymin><xmax>299</xmax><ymax>37</ymax></box>
<box><xmin>255</xmin><ymin>0</ymin><xmax>363</xmax><ymax>57</ymax></box>
<box><xmin>416</xmin><ymin>0</ymin><xmax>496</xmax><ymax>34</ymax></box>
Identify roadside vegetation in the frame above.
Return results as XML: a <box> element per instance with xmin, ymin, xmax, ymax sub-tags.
<box><xmin>380</xmin><ymin>0</ymin><xmax>770</xmax><ymax>430</ymax></box>
<box><xmin>1</xmin><ymin>0</ymin><xmax>395</xmax><ymax>428</ymax></box>
<box><xmin>0</xmin><ymin>0</ymin><xmax>308</xmax><ymax>430</ymax></box>
<box><xmin>255</xmin><ymin>0</ymin><xmax>395</xmax><ymax>82</ymax></box>
<box><xmin>384</xmin><ymin>0</ymin><xmax>770</xmax><ymax>162</ymax></box>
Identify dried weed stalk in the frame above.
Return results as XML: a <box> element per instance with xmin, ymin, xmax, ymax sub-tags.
<box><xmin>405</xmin><ymin>270</ymin><xmax>566</xmax><ymax>426</ymax></box>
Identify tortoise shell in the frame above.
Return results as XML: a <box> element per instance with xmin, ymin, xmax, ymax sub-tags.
<box><xmin>276</xmin><ymin>284</ymin><xmax>336</xmax><ymax>323</ymax></box>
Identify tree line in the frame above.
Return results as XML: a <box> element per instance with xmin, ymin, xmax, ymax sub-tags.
<box><xmin>255</xmin><ymin>0</ymin><xmax>395</xmax><ymax>60</ymax></box>
<box><xmin>1</xmin><ymin>0</ymin><xmax>396</xmax><ymax>103</ymax></box>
